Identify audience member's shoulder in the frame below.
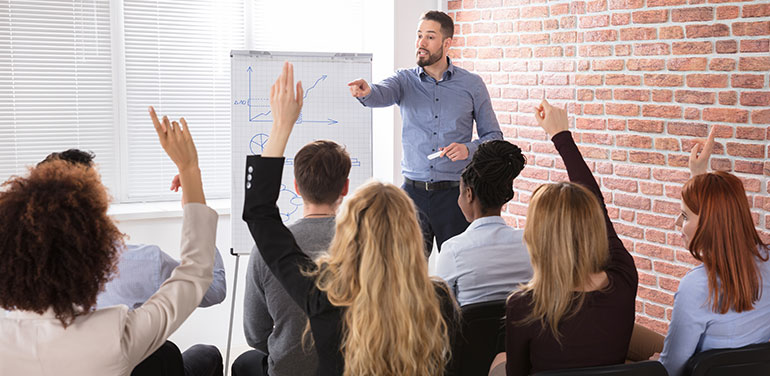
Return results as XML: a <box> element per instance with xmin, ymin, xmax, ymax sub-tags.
<box><xmin>122</xmin><ymin>244</ymin><xmax>164</xmax><ymax>260</ymax></box>
<box><xmin>506</xmin><ymin>290</ymin><xmax>534</xmax><ymax>321</ymax></box>
<box><xmin>676</xmin><ymin>265</ymin><xmax>708</xmax><ymax>301</ymax></box>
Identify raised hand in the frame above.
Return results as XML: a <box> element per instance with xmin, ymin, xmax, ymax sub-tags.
<box><xmin>149</xmin><ymin>106</ymin><xmax>204</xmax><ymax>205</ymax></box>
<box><xmin>689</xmin><ymin>126</ymin><xmax>717</xmax><ymax>176</ymax></box>
<box><xmin>263</xmin><ymin>62</ymin><xmax>303</xmax><ymax>158</ymax></box>
<box><xmin>347</xmin><ymin>79</ymin><xmax>371</xmax><ymax>98</ymax></box>
<box><xmin>170</xmin><ymin>174</ymin><xmax>181</xmax><ymax>192</ymax></box>
<box><xmin>534</xmin><ymin>99</ymin><xmax>569</xmax><ymax>138</ymax></box>
<box><xmin>439</xmin><ymin>142</ymin><xmax>469</xmax><ymax>161</ymax></box>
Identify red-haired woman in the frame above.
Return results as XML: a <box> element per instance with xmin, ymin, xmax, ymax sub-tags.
<box><xmin>659</xmin><ymin>128</ymin><xmax>770</xmax><ymax>376</ymax></box>
<box><xmin>0</xmin><ymin>108</ymin><xmax>218</xmax><ymax>376</ymax></box>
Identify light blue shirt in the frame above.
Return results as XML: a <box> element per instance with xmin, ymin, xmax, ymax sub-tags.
<box><xmin>434</xmin><ymin>216</ymin><xmax>532</xmax><ymax>306</ymax></box>
<box><xmin>358</xmin><ymin>58</ymin><xmax>502</xmax><ymax>182</ymax></box>
<box><xmin>97</xmin><ymin>244</ymin><xmax>226</xmax><ymax>310</ymax></box>
<box><xmin>660</xmin><ymin>248</ymin><xmax>770</xmax><ymax>376</ymax></box>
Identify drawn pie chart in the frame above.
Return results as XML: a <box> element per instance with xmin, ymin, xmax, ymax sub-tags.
<box><xmin>249</xmin><ymin>133</ymin><xmax>269</xmax><ymax>155</ymax></box>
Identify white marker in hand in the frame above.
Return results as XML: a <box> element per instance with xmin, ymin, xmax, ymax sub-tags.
<box><xmin>427</xmin><ymin>151</ymin><xmax>443</xmax><ymax>160</ymax></box>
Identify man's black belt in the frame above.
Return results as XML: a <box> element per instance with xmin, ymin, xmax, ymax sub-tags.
<box><xmin>404</xmin><ymin>177</ymin><xmax>460</xmax><ymax>191</ymax></box>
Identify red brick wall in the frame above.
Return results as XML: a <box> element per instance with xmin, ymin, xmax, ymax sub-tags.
<box><xmin>448</xmin><ymin>0</ymin><xmax>770</xmax><ymax>334</ymax></box>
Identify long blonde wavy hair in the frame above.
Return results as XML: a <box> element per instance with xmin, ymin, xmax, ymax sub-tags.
<box><xmin>309</xmin><ymin>181</ymin><xmax>451</xmax><ymax>376</ymax></box>
<box><xmin>516</xmin><ymin>182</ymin><xmax>609</xmax><ymax>341</ymax></box>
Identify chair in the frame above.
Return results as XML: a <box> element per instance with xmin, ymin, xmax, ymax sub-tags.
<box><xmin>447</xmin><ymin>299</ymin><xmax>506</xmax><ymax>376</ymax></box>
<box><xmin>683</xmin><ymin>342</ymin><xmax>770</xmax><ymax>376</ymax></box>
<box><xmin>533</xmin><ymin>360</ymin><xmax>668</xmax><ymax>375</ymax></box>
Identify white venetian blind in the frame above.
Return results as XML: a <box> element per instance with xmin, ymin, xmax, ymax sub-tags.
<box><xmin>0</xmin><ymin>0</ymin><xmax>117</xmax><ymax>191</ymax></box>
<box><xmin>122</xmin><ymin>0</ymin><xmax>244</xmax><ymax>201</ymax></box>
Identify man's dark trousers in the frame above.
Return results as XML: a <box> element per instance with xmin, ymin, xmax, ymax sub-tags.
<box><xmin>402</xmin><ymin>179</ymin><xmax>469</xmax><ymax>258</ymax></box>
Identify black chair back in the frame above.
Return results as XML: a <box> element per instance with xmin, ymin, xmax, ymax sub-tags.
<box><xmin>533</xmin><ymin>360</ymin><xmax>668</xmax><ymax>376</ymax></box>
<box><xmin>684</xmin><ymin>341</ymin><xmax>770</xmax><ymax>376</ymax></box>
<box><xmin>448</xmin><ymin>299</ymin><xmax>506</xmax><ymax>376</ymax></box>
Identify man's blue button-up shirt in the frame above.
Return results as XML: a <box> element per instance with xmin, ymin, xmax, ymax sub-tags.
<box><xmin>358</xmin><ymin>58</ymin><xmax>503</xmax><ymax>182</ymax></box>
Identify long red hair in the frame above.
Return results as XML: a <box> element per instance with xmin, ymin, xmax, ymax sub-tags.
<box><xmin>682</xmin><ymin>171</ymin><xmax>768</xmax><ymax>314</ymax></box>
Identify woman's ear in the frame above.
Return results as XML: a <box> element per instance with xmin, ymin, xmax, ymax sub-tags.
<box><xmin>465</xmin><ymin>185</ymin><xmax>474</xmax><ymax>203</ymax></box>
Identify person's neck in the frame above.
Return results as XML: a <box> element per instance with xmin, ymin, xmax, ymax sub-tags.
<box><xmin>303</xmin><ymin>202</ymin><xmax>337</xmax><ymax>218</ymax></box>
<box><xmin>468</xmin><ymin>207</ymin><xmax>501</xmax><ymax>222</ymax></box>
<box><xmin>423</xmin><ymin>56</ymin><xmax>449</xmax><ymax>82</ymax></box>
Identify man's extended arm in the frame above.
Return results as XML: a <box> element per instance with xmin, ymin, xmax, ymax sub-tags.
<box><xmin>350</xmin><ymin>73</ymin><xmax>403</xmax><ymax>108</ymax></box>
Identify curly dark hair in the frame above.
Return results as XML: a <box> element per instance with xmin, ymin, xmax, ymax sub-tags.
<box><xmin>461</xmin><ymin>140</ymin><xmax>526</xmax><ymax>210</ymax></box>
<box><xmin>0</xmin><ymin>159</ymin><xmax>124</xmax><ymax>326</ymax></box>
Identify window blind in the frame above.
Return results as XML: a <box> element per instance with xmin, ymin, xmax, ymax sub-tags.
<box><xmin>122</xmin><ymin>0</ymin><xmax>244</xmax><ymax>201</ymax></box>
<box><xmin>0</xmin><ymin>0</ymin><xmax>117</xmax><ymax>192</ymax></box>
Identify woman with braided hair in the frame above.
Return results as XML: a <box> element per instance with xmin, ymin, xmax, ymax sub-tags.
<box><xmin>435</xmin><ymin>139</ymin><xmax>533</xmax><ymax>307</ymax></box>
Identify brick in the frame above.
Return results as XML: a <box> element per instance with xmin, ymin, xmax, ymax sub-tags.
<box><xmin>654</xmin><ymin>261</ymin><xmax>691</xmax><ymax>279</ymax></box>
<box><xmin>685</xmin><ymin>108</ymin><xmax>700</xmax><ymax>120</ymax></box>
<box><xmin>551</xmin><ymin>3</ymin><xmax>571</xmax><ymax>15</ymax></box>
<box><xmin>630</xmin><ymin>151</ymin><xmax>666</xmax><ymax>165</ymax></box>
<box><xmin>610</xmin><ymin>0</ymin><xmax>645</xmax><ymax>10</ymax></box>
<box><xmin>596</xmin><ymin>88</ymin><xmax>612</xmax><ymax>99</ymax></box>
<box><xmin>552</xmin><ymin>31</ymin><xmax>578</xmax><ymax>44</ymax></box>
<box><xmin>621</xmin><ymin>27</ymin><xmax>658</xmax><ymax>40</ymax></box>
<box><xmin>673</xmin><ymin>41</ymin><xmax>712</xmax><ymax>54</ymax></box>
<box><xmin>606</xmin><ymin>74</ymin><xmax>642</xmax><ymax>85</ymax></box>
<box><xmin>539</xmin><ymin>73</ymin><xmax>569</xmax><ymax>85</ymax></box>
<box><xmin>641</xmin><ymin>182</ymin><xmax>664</xmax><ymax>195</ymax></box>
<box><xmin>652</xmin><ymin>89</ymin><xmax>673</xmax><ymax>102</ymax></box>
<box><xmin>709</xmin><ymin>157</ymin><xmax>732</xmax><ymax>170</ymax></box>
<box><xmin>560</xmin><ymin>16</ymin><xmax>577</xmax><ymax>29</ymax></box>
<box><xmin>543</xmin><ymin>60</ymin><xmax>575</xmax><ymax>72</ymax></box>
<box><xmin>577</xmin><ymin>145</ymin><xmax>609</xmax><ymax>159</ymax></box>
<box><xmin>660</xmin><ymin>26</ymin><xmax>685</xmax><ymax>39</ymax></box>
<box><xmin>473</xmin><ymin>22</ymin><xmax>498</xmax><ymax>34</ymax></box>
<box><xmin>639</xmin><ymin>272</ymin><xmax>658</xmax><ymax>287</ymax></box>
<box><xmin>582</xmin><ymin>132</ymin><xmax>614</xmax><ymax>145</ymax></box>
<box><xmin>616</xmin><ymin>134</ymin><xmax>653</xmax><ymax>148</ymax></box>
<box><xmin>616</xmin><ymin>192</ymin><xmax>652</xmax><ymax>210</ymax></box>
<box><xmin>726</xmin><ymin>142</ymin><xmax>765</xmax><ymax>158</ymax></box>
<box><xmin>718</xmin><ymin>91</ymin><xmax>737</xmax><ymax>105</ymax></box>
<box><xmin>616</xmin><ymin>44</ymin><xmax>632</xmax><ymax>56</ymax></box>
<box><xmin>643</xmin><ymin>104</ymin><xmax>682</xmax><ymax>118</ymax></box>
<box><xmin>654</xmin><ymin>168</ymin><xmax>691</xmax><ymax>183</ymax></box>
<box><xmin>732</xmin><ymin>74</ymin><xmax>765</xmax><ymax>88</ymax></box>
<box><xmin>667</xmin><ymin>57</ymin><xmax>707</xmax><ymax>71</ymax></box>
<box><xmin>717</xmin><ymin>5</ymin><xmax>740</xmax><ymax>20</ymax></box>
<box><xmin>686</xmin><ymin>24</ymin><xmax>730</xmax><ymax>38</ymax></box>
<box><xmin>686</xmin><ymin>73</ymin><xmax>728</xmax><ymax>88</ymax></box>
<box><xmin>629</xmin><ymin>119</ymin><xmax>665</xmax><ymax>133</ymax></box>
<box><xmin>579</xmin><ymin>45</ymin><xmax>613</xmax><ymax>57</ymax></box>
<box><xmin>648</xmin><ymin>0</ymin><xmax>685</xmax><ymax>6</ymax></box>
<box><xmin>709</xmin><ymin>58</ymin><xmax>735</xmax><ymax>71</ymax></box>
<box><xmin>739</xmin><ymin>57</ymin><xmax>770</xmax><ymax>71</ymax></box>
<box><xmin>606</xmin><ymin>103</ymin><xmax>640</xmax><ymax>116</ymax></box>
<box><xmin>638</xmin><ymin>285</ymin><xmax>675</xmax><ymax>306</ymax></box>
<box><xmin>455</xmin><ymin>10</ymin><xmax>481</xmax><ymax>22</ymax></box>
<box><xmin>675</xmin><ymin>90</ymin><xmax>716</xmax><ymax>104</ymax></box>
<box><xmin>645</xmin><ymin>74</ymin><xmax>683</xmax><ymax>87</ymax></box>
<box><xmin>608</xmin><ymin>119</ymin><xmax>626</xmax><ymax>131</ymax></box>
<box><xmin>735</xmin><ymin>160</ymin><xmax>765</xmax><ymax>175</ymax></box>
<box><xmin>617</xmin><ymin>223</ymin><xmax>645</xmax><ymax>239</ymax></box>
<box><xmin>576</xmin><ymin>74</ymin><xmax>603</xmax><ymax>86</ymax></box>
<box><xmin>716</xmin><ymin>40</ymin><xmax>738</xmax><ymax>54</ymax></box>
<box><xmin>668</xmin><ymin>154</ymin><xmax>690</xmax><ymax>167</ymax></box>
<box><xmin>635</xmin><ymin>42</ymin><xmax>671</xmax><ymax>55</ymax></box>
<box><xmin>646</xmin><ymin>229</ymin><xmax>667</xmax><ymax>244</ymax></box>
<box><xmin>584</xmin><ymin>103</ymin><xmax>604</xmax><ymax>113</ymax></box>
<box><xmin>475</xmin><ymin>60</ymin><xmax>500</xmax><ymax>72</ymax></box>
<box><xmin>672</xmin><ymin>7</ymin><xmax>714</xmax><ymax>22</ymax></box>
<box><xmin>517</xmin><ymin>20</ymin><xmax>543</xmax><ymax>32</ymax></box>
<box><xmin>584</xmin><ymin>29</ymin><xmax>618</xmax><ymax>42</ymax></box>
<box><xmin>637</xmin><ymin>242</ymin><xmax>674</xmax><ymax>260</ymax></box>
<box><xmin>580</xmin><ymin>15</ymin><xmax>610</xmax><ymax>28</ymax></box>
<box><xmin>603</xmin><ymin>177</ymin><xmax>640</xmax><ymax>192</ymax></box>
<box><xmin>704</xmin><ymin>108</ymin><xmax>749</xmax><ymax>123</ymax></box>
<box><xmin>655</xmin><ymin>138</ymin><xmax>681</xmax><ymax>151</ymax></box>
<box><xmin>627</xmin><ymin>59</ymin><xmax>666</xmax><ymax>71</ymax></box>
<box><xmin>616</xmin><ymin>164</ymin><xmax>651</xmax><ymax>179</ymax></box>
<box><xmin>587</xmin><ymin>0</ymin><xmax>608</xmax><ymax>12</ymax></box>
<box><xmin>545</xmin><ymin>88</ymin><xmax>575</xmax><ymax>99</ymax></box>
<box><xmin>733</xmin><ymin>21</ymin><xmax>770</xmax><ymax>36</ymax></box>
<box><xmin>653</xmin><ymin>199</ymin><xmax>681</xmax><ymax>215</ymax></box>
<box><xmin>577</xmin><ymin>118</ymin><xmax>607</xmax><ymax>130</ymax></box>
<box><xmin>743</xmin><ymin>4</ymin><xmax>770</xmax><ymax>18</ymax></box>
<box><xmin>534</xmin><ymin>46</ymin><xmax>563</xmax><ymax>58</ymax></box>
<box><xmin>632</xmin><ymin>9</ymin><xmax>669</xmax><ymax>23</ymax></box>
<box><xmin>521</xmin><ymin>5</ymin><xmax>549</xmax><ymax>19</ymax></box>
<box><xmin>503</xmin><ymin>88</ymin><xmax>528</xmax><ymax>99</ymax></box>
<box><xmin>741</xmin><ymin>40</ymin><xmax>770</xmax><ymax>53</ymax></box>
<box><xmin>612</xmin><ymin>13</ymin><xmax>631</xmax><ymax>25</ymax></box>
<box><xmin>615</xmin><ymin>88</ymin><xmax>650</xmax><ymax>101</ymax></box>
<box><xmin>741</xmin><ymin>92</ymin><xmax>770</xmax><ymax>106</ymax></box>
<box><xmin>520</xmin><ymin>33</ymin><xmax>549</xmax><ymax>45</ymax></box>
<box><xmin>593</xmin><ymin>59</ymin><xmax>625</xmax><ymax>71</ymax></box>
<box><xmin>467</xmin><ymin>35</ymin><xmax>491</xmax><ymax>46</ymax></box>
<box><xmin>752</xmin><ymin>109</ymin><xmax>770</xmax><ymax>124</ymax></box>
<box><xmin>492</xmin><ymin>9</ymin><xmax>519</xmax><ymax>21</ymax></box>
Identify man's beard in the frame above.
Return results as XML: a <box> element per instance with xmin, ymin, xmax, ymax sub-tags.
<box><xmin>416</xmin><ymin>46</ymin><xmax>444</xmax><ymax>67</ymax></box>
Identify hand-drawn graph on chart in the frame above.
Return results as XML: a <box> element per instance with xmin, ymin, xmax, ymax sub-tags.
<box><xmin>234</xmin><ymin>67</ymin><xmax>340</xmax><ymax>126</ymax></box>
<box><xmin>231</xmin><ymin>51</ymin><xmax>372</xmax><ymax>255</ymax></box>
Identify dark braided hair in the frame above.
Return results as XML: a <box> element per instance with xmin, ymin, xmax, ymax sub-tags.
<box><xmin>461</xmin><ymin>140</ymin><xmax>526</xmax><ymax>210</ymax></box>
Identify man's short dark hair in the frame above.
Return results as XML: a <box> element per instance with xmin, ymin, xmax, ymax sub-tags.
<box><xmin>421</xmin><ymin>10</ymin><xmax>454</xmax><ymax>39</ymax></box>
<box><xmin>39</xmin><ymin>149</ymin><xmax>95</xmax><ymax>167</ymax></box>
<box><xmin>294</xmin><ymin>140</ymin><xmax>351</xmax><ymax>205</ymax></box>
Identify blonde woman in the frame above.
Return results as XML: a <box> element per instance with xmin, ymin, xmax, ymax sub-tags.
<box><xmin>500</xmin><ymin>101</ymin><xmax>638</xmax><ymax>375</ymax></box>
<box><xmin>242</xmin><ymin>62</ymin><xmax>457</xmax><ymax>376</ymax></box>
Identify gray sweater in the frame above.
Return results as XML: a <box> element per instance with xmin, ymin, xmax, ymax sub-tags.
<box><xmin>244</xmin><ymin>216</ymin><xmax>335</xmax><ymax>376</ymax></box>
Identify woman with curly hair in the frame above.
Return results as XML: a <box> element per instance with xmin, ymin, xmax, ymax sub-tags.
<box><xmin>0</xmin><ymin>107</ymin><xmax>218</xmax><ymax>376</ymax></box>
<box><xmin>243</xmin><ymin>62</ymin><xmax>457</xmax><ymax>376</ymax></box>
